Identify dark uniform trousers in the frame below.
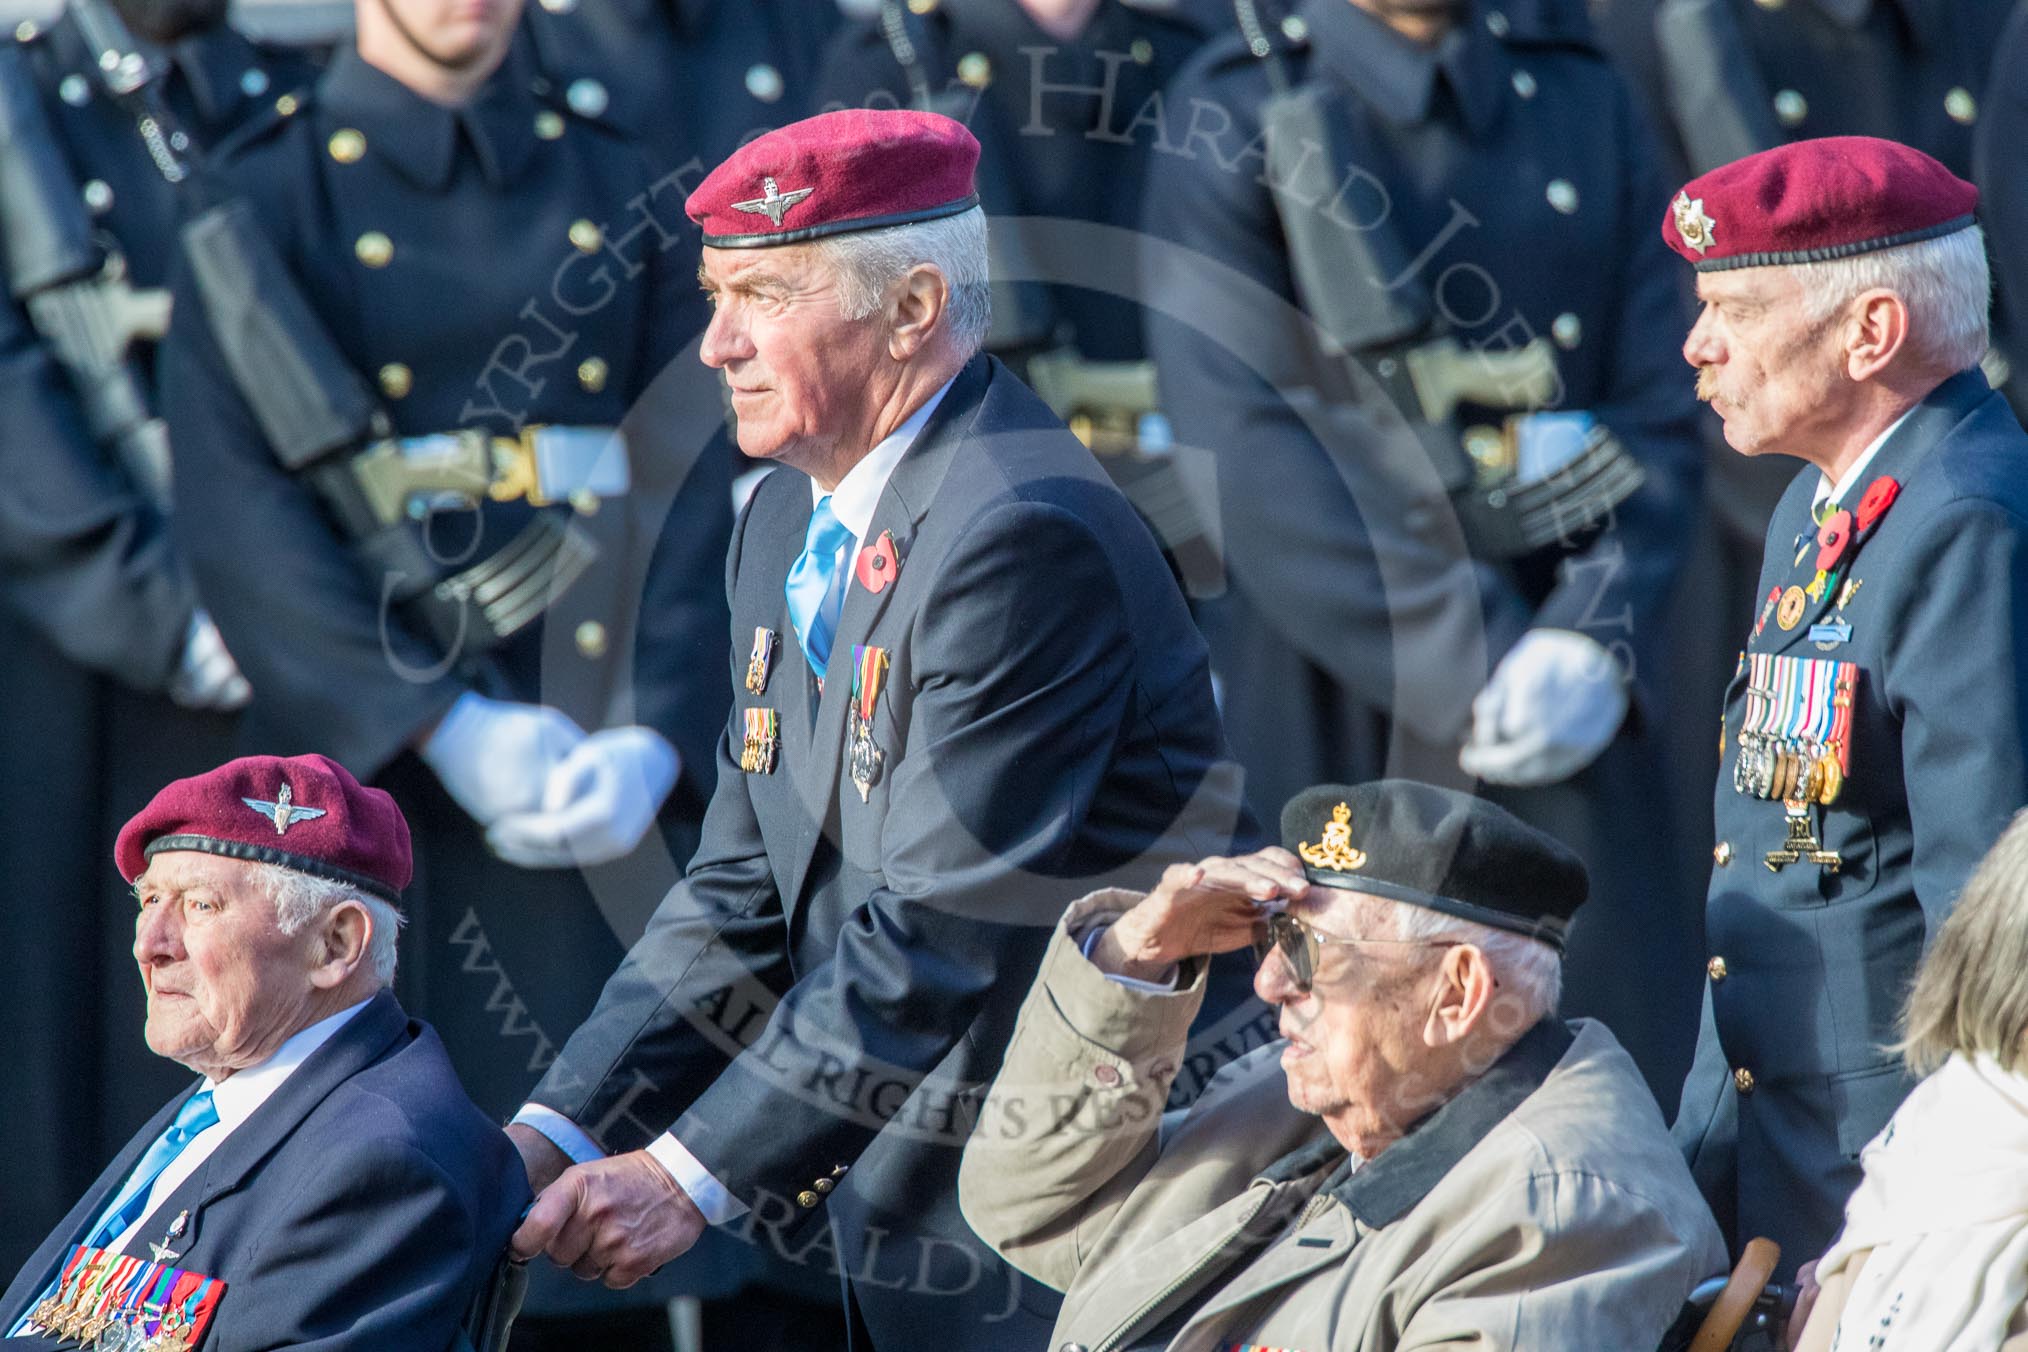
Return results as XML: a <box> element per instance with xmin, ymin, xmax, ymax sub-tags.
<box><xmin>1142</xmin><ymin>0</ymin><xmax>1707</xmax><ymax>1104</ymax></box>
<box><xmin>0</xmin><ymin>11</ymin><xmax>316</xmax><ymax>1279</ymax></box>
<box><xmin>158</xmin><ymin>39</ymin><xmax>736</xmax><ymax>1133</ymax></box>
<box><xmin>529</xmin><ymin>356</ymin><xmax>1257</xmax><ymax>1351</ymax></box>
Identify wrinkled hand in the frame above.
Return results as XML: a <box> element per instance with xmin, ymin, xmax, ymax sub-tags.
<box><xmin>1095</xmin><ymin>848</ymin><xmax>1309</xmax><ymax>980</ymax></box>
<box><xmin>168</xmin><ymin>611</ymin><xmax>251</xmax><ymax>711</ymax></box>
<box><xmin>511</xmin><ymin>1150</ymin><xmax>706</xmax><ymax>1289</ymax></box>
<box><xmin>418</xmin><ymin>693</ymin><xmax>586</xmax><ymax>828</ymax></box>
<box><xmin>486</xmin><ymin>727</ymin><xmax>679</xmax><ymax>869</ymax></box>
<box><xmin>1786</xmin><ymin>1259</ymin><xmax>1820</xmax><ymax>1351</ymax></box>
<box><xmin>1460</xmin><ymin>628</ymin><xmax>1628</xmax><ymax>788</ymax></box>
<box><xmin>505</xmin><ymin>1122</ymin><xmax>572</xmax><ymax>1194</ymax></box>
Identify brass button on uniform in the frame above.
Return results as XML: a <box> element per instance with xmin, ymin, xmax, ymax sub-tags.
<box><xmin>576</xmin><ymin>356</ymin><xmax>608</xmax><ymax>393</ymax></box>
<box><xmin>355</xmin><ymin>232</ymin><xmax>393</xmax><ymax>268</ymax></box>
<box><xmin>907</xmin><ymin>0</ymin><xmax>937</xmax><ymax>12</ymax></box>
<box><xmin>566</xmin><ymin>78</ymin><xmax>608</xmax><ymax>118</ymax></box>
<box><xmin>1551</xmin><ymin>312</ymin><xmax>1581</xmax><ymax>349</ymax></box>
<box><xmin>14</xmin><ymin>20</ymin><xmax>39</xmax><ymax>41</ymax></box>
<box><xmin>745</xmin><ymin>63</ymin><xmax>784</xmax><ymax>103</ymax></box>
<box><xmin>1707</xmin><ymin>955</ymin><xmax>1728</xmax><ymax>982</ymax></box>
<box><xmin>1280</xmin><ymin>13</ymin><xmax>1308</xmax><ymax>41</ymax></box>
<box><xmin>1733</xmin><ymin>1067</ymin><xmax>1755</xmax><ymax>1094</ymax></box>
<box><xmin>58</xmin><ymin>74</ymin><xmax>89</xmax><ymax>106</ymax></box>
<box><xmin>378</xmin><ymin>363</ymin><xmax>413</xmax><ymax>399</ymax></box>
<box><xmin>568</xmin><ymin>219</ymin><xmax>602</xmax><ymax>254</ymax></box>
<box><xmin>1714</xmin><ymin>841</ymin><xmax>1733</xmax><ymax>867</ymax></box>
<box><xmin>1129</xmin><ymin>38</ymin><xmax>1154</xmax><ymax>65</ymax></box>
<box><xmin>275</xmin><ymin>92</ymin><xmax>299</xmax><ymax>117</ymax></box>
<box><xmin>534</xmin><ymin>109</ymin><xmax>565</xmax><ymax>140</ymax></box>
<box><xmin>1773</xmin><ymin>89</ymin><xmax>1808</xmax><ymax>128</ymax></box>
<box><xmin>795</xmin><ymin>1189</ymin><xmax>819</xmax><ymax>1209</ymax></box>
<box><xmin>1546</xmin><ymin>179</ymin><xmax>1578</xmax><ymax>214</ymax></box>
<box><xmin>813</xmin><ymin>1177</ymin><xmax>835</xmax><ymax>1195</ymax></box>
<box><xmin>957</xmin><ymin>52</ymin><xmax>992</xmax><ymax>89</ymax></box>
<box><xmin>81</xmin><ymin>180</ymin><xmax>113</xmax><ymax>214</ymax></box>
<box><xmin>328</xmin><ymin>128</ymin><xmax>366</xmax><ymax>164</ymax></box>
<box><xmin>574</xmin><ymin>621</ymin><xmax>608</xmax><ymax>659</ymax></box>
<box><xmin>1946</xmin><ymin>87</ymin><xmax>1978</xmax><ymax>125</ymax></box>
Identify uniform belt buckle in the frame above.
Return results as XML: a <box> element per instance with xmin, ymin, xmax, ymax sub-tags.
<box><xmin>489</xmin><ymin>426</ymin><xmax>549</xmax><ymax>507</ymax></box>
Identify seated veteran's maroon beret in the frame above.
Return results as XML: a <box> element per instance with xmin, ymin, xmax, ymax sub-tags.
<box><xmin>686</xmin><ymin>108</ymin><xmax>980</xmax><ymax>248</ymax></box>
<box><xmin>1664</xmin><ymin>135</ymin><xmax>1978</xmax><ymax>272</ymax></box>
<box><xmin>116</xmin><ymin>754</ymin><xmax>411</xmax><ymax>903</ymax></box>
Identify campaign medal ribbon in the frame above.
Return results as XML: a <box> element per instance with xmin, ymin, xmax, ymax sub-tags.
<box><xmin>71</xmin><ymin>1248</ymin><xmax>129</xmax><ymax>1343</ymax></box>
<box><xmin>57</xmin><ymin>1246</ymin><xmax>117</xmax><ymax>1340</ymax></box>
<box><xmin>92</xmin><ymin>1256</ymin><xmax>157</xmax><ymax>1351</ymax></box>
<box><xmin>745</xmin><ymin>627</ymin><xmax>777</xmax><ymax>696</ymax></box>
<box><xmin>84</xmin><ymin>1253</ymin><xmax>146</xmax><ymax>1344</ymax></box>
<box><xmin>848</xmin><ymin>645</ymin><xmax>889</xmax><ymax>803</ymax></box>
<box><xmin>1735</xmin><ymin>653</ymin><xmax>1857</xmax><ymax>810</ymax></box>
<box><xmin>740</xmin><ymin>707</ymin><xmax>779</xmax><ymax>775</ymax></box>
<box><xmin>146</xmin><ymin>1268</ymin><xmax>206</xmax><ymax>1351</ymax></box>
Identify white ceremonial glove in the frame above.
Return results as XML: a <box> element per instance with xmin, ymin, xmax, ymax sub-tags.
<box><xmin>486</xmin><ymin>727</ymin><xmax>680</xmax><ymax>869</ymax></box>
<box><xmin>420</xmin><ymin>692</ymin><xmax>587</xmax><ymax>828</ymax></box>
<box><xmin>168</xmin><ymin>611</ymin><xmax>252</xmax><ymax>711</ymax></box>
<box><xmin>1459</xmin><ymin>629</ymin><xmax>1628</xmax><ymax>788</ymax></box>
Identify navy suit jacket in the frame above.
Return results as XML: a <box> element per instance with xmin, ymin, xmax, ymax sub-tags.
<box><xmin>1675</xmin><ymin>368</ymin><xmax>2028</xmax><ymax>1273</ymax></box>
<box><xmin>0</xmin><ymin>993</ymin><xmax>528</xmax><ymax>1351</ymax></box>
<box><xmin>529</xmin><ymin>354</ymin><xmax>1256</xmax><ymax>1349</ymax></box>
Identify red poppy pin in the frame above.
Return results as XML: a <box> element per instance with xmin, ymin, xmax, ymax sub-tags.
<box><xmin>1814</xmin><ymin>507</ymin><xmax>1854</xmax><ymax>574</ymax></box>
<box><xmin>1855</xmin><ymin>476</ymin><xmax>1901</xmax><ymax>533</ymax></box>
<box><xmin>854</xmin><ymin>530</ymin><xmax>901</xmax><ymax>595</ymax></box>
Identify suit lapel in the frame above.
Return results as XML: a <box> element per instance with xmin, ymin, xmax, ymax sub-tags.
<box><xmin>777</xmin><ymin>357</ymin><xmax>992</xmax><ymax>911</ymax></box>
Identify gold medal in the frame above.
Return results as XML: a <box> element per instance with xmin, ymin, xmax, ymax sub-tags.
<box><xmin>1775</xmin><ymin>585</ymin><xmax>1808</xmax><ymax>630</ymax></box>
<box><xmin>1816</xmin><ymin>753</ymin><xmax>1844</xmax><ymax>805</ymax></box>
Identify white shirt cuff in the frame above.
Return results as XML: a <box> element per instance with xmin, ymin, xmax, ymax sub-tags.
<box><xmin>510</xmin><ymin>1104</ymin><xmax>606</xmax><ymax>1166</ymax></box>
<box><xmin>1080</xmin><ymin>923</ymin><xmax>1182</xmax><ymax>993</ymax></box>
<box><xmin>645</xmin><ymin>1132</ymin><xmax>749</xmax><ymax>1224</ymax></box>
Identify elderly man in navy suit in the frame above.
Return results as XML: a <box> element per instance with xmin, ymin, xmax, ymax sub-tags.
<box><xmin>0</xmin><ymin>753</ymin><xmax>527</xmax><ymax>1350</ymax></box>
<box><xmin>504</xmin><ymin>108</ymin><xmax>1254</xmax><ymax>1350</ymax></box>
<box><xmin>1668</xmin><ymin>135</ymin><xmax>2028</xmax><ymax>1291</ymax></box>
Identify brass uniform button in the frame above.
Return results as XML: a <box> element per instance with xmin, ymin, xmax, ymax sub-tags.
<box><xmin>1773</xmin><ymin>89</ymin><xmax>1808</xmax><ymax>128</ymax></box>
<box><xmin>275</xmin><ymin>92</ymin><xmax>300</xmax><ymax>117</ymax></box>
<box><xmin>534</xmin><ymin>109</ymin><xmax>565</xmax><ymax>141</ymax></box>
<box><xmin>575</xmin><ymin>621</ymin><xmax>607</xmax><ymax>659</ymax></box>
<box><xmin>1714</xmin><ymin>841</ymin><xmax>1733</xmax><ymax>867</ymax></box>
<box><xmin>1551</xmin><ymin>312</ymin><xmax>1581</xmax><ymax>349</ymax></box>
<box><xmin>1280</xmin><ymin>13</ymin><xmax>1308</xmax><ymax>41</ymax></box>
<box><xmin>59</xmin><ymin>74</ymin><xmax>89</xmax><ymax>106</ymax></box>
<box><xmin>81</xmin><ymin>180</ymin><xmax>114</xmax><ymax>215</ymax></box>
<box><xmin>15</xmin><ymin>20</ymin><xmax>39</xmax><ymax>41</ymax></box>
<box><xmin>576</xmin><ymin>356</ymin><xmax>608</xmax><ymax>393</ymax></box>
<box><xmin>796</xmin><ymin>1189</ymin><xmax>819</xmax><ymax>1208</ymax></box>
<box><xmin>378</xmin><ymin>363</ymin><xmax>413</xmax><ymax>399</ymax></box>
<box><xmin>1707</xmin><ymin>955</ymin><xmax>1728</xmax><ymax>982</ymax></box>
<box><xmin>568</xmin><ymin>219</ymin><xmax>602</xmax><ymax>254</ymax></box>
<box><xmin>355</xmin><ymin>232</ymin><xmax>394</xmax><ymax>268</ymax></box>
<box><xmin>1946</xmin><ymin>87</ymin><xmax>1978</xmax><ymax>125</ymax></box>
<box><xmin>957</xmin><ymin>52</ymin><xmax>992</xmax><ymax>89</ymax></box>
<box><xmin>745</xmin><ymin>63</ymin><xmax>784</xmax><ymax>103</ymax></box>
<box><xmin>328</xmin><ymin>128</ymin><xmax>366</xmax><ymax>163</ymax></box>
<box><xmin>813</xmin><ymin>1177</ymin><xmax>834</xmax><ymax>1195</ymax></box>
<box><xmin>566</xmin><ymin>78</ymin><xmax>608</xmax><ymax>118</ymax></box>
<box><xmin>1546</xmin><ymin>179</ymin><xmax>1578</xmax><ymax>214</ymax></box>
<box><xmin>906</xmin><ymin>0</ymin><xmax>936</xmax><ymax>11</ymax></box>
<box><xmin>1129</xmin><ymin>38</ymin><xmax>1154</xmax><ymax>65</ymax></box>
<box><xmin>1733</xmin><ymin>1067</ymin><xmax>1755</xmax><ymax>1094</ymax></box>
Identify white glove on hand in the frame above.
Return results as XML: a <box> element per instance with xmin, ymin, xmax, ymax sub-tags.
<box><xmin>486</xmin><ymin>727</ymin><xmax>680</xmax><ymax>869</ymax></box>
<box><xmin>1459</xmin><ymin>629</ymin><xmax>1627</xmax><ymax>788</ymax></box>
<box><xmin>420</xmin><ymin>692</ymin><xmax>587</xmax><ymax>828</ymax></box>
<box><xmin>168</xmin><ymin>611</ymin><xmax>252</xmax><ymax>711</ymax></box>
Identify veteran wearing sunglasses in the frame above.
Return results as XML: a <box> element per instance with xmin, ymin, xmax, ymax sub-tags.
<box><xmin>959</xmin><ymin>779</ymin><xmax>1724</xmax><ymax>1351</ymax></box>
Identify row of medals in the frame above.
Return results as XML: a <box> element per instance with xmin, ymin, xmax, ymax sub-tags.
<box><xmin>1734</xmin><ymin>734</ymin><xmax>1844</xmax><ymax>806</ymax></box>
<box><xmin>30</xmin><ymin>1294</ymin><xmax>195</xmax><ymax>1351</ymax></box>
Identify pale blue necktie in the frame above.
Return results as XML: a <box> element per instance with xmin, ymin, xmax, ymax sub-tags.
<box><xmin>11</xmin><ymin>1089</ymin><xmax>218</xmax><ymax>1334</ymax></box>
<box><xmin>785</xmin><ymin>496</ymin><xmax>853</xmax><ymax>680</ymax></box>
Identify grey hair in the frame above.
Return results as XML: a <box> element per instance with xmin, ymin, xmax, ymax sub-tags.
<box><xmin>1896</xmin><ymin>807</ymin><xmax>2028</xmax><ymax>1076</ymax></box>
<box><xmin>808</xmin><ymin>206</ymin><xmax>991</xmax><ymax>357</ymax></box>
<box><xmin>1790</xmin><ymin>226</ymin><xmax>1992</xmax><ymax>373</ymax></box>
<box><xmin>1391</xmin><ymin>902</ymin><xmax>1563</xmax><ymax>1027</ymax></box>
<box><xmin>250</xmin><ymin>862</ymin><xmax>402</xmax><ymax>988</ymax></box>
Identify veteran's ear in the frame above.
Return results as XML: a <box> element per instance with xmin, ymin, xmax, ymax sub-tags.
<box><xmin>1422</xmin><ymin>943</ymin><xmax>1495</xmax><ymax>1048</ymax></box>
<box><xmin>307</xmin><ymin>899</ymin><xmax>372</xmax><ymax>989</ymax></box>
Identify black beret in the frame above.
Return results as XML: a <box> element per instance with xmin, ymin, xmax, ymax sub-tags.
<box><xmin>1280</xmin><ymin>780</ymin><xmax>1587</xmax><ymax>952</ymax></box>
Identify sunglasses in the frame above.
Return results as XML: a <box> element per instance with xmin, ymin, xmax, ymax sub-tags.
<box><xmin>1251</xmin><ymin>911</ymin><xmax>1458</xmax><ymax>994</ymax></box>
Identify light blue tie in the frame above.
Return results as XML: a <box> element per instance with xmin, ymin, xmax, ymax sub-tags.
<box><xmin>11</xmin><ymin>1090</ymin><xmax>217</xmax><ymax>1334</ymax></box>
<box><xmin>785</xmin><ymin>496</ymin><xmax>853</xmax><ymax>680</ymax></box>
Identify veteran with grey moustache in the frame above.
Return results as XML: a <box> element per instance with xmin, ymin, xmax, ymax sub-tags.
<box><xmin>960</xmin><ymin>780</ymin><xmax>1726</xmax><ymax>1351</ymax></box>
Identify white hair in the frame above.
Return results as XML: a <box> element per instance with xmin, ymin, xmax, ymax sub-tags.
<box><xmin>251</xmin><ymin>862</ymin><xmax>402</xmax><ymax>988</ymax></box>
<box><xmin>1391</xmin><ymin>902</ymin><xmax>1562</xmax><ymax>1027</ymax></box>
<box><xmin>1789</xmin><ymin>225</ymin><xmax>1992</xmax><ymax>373</ymax></box>
<box><xmin>809</xmin><ymin>206</ymin><xmax>991</xmax><ymax>357</ymax></box>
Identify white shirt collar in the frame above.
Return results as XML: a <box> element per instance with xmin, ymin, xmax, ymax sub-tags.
<box><xmin>1814</xmin><ymin>406</ymin><xmax>1915</xmax><ymax>511</ymax></box>
<box><xmin>810</xmin><ymin>376</ymin><xmax>956</xmax><ymax>542</ymax></box>
<box><xmin>205</xmin><ymin>997</ymin><xmax>373</xmax><ymax>1130</ymax></box>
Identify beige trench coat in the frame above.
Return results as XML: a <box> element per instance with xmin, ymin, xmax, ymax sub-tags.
<box><xmin>959</xmin><ymin>892</ymin><xmax>1729</xmax><ymax>1352</ymax></box>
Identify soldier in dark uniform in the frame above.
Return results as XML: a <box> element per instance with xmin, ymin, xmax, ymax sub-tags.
<box><xmin>1666</xmin><ymin>137</ymin><xmax>2028</xmax><ymax>1282</ymax></box>
<box><xmin>1141</xmin><ymin>0</ymin><xmax>1705</xmax><ymax>1103</ymax></box>
<box><xmin>0</xmin><ymin>0</ymin><xmax>312</xmax><ymax>1277</ymax></box>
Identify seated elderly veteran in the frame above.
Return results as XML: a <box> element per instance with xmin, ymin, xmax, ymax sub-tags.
<box><xmin>0</xmin><ymin>753</ymin><xmax>528</xmax><ymax>1351</ymax></box>
<box><xmin>960</xmin><ymin>779</ymin><xmax>1726</xmax><ymax>1350</ymax></box>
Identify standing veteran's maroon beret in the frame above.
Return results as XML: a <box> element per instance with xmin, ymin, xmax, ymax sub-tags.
<box><xmin>116</xmin><ymin>754</ymin><xmax>411</xmax><ymax>903</ymax></box>
<box><xmin>686</xmin><ymin>108</ymin><xmax>980</xmax><ymax>248</ymax></box>
<box><xmin>1663</xmin><ymin>135</ymin><xmax>1978</xmax><ymax>272</ymax></box>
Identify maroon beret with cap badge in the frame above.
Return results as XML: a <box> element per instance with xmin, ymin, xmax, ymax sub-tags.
<box><xmin>115</xmin><ymin>754</ymin><xmax>411</xmax><ymax>903</ymax></box>
<box><xmin>1663</xmin><ymin>135</ymin><xmax>1978</xmax><ymax>272</ymax></box>
<box><xmin>686</xmin><ymin>108</ymin><xmax>980</xmax><ymax>249</ymax></box>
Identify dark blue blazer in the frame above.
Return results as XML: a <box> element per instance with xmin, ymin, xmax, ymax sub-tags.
<box><xmin>529</xmin><ymin>354</ymin><xmax>1257</xmax><ymax>1350</ymax></box>
<box><xmin>1675</xmin><ymin>368</ymin><xmax>2028</xmax><ymax>1274</ymax></box>
<box><xmin>0</xmin><ymin>992</ymin><xmax>528</xmax><ymax>1351</ymax></box>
